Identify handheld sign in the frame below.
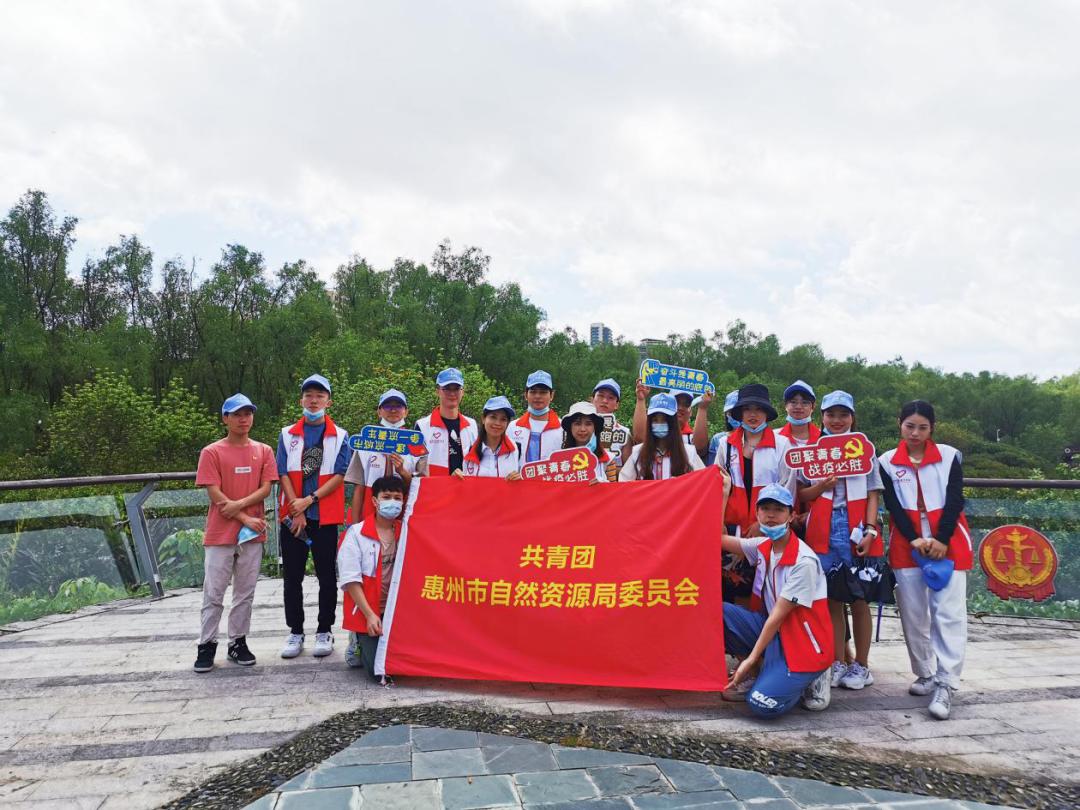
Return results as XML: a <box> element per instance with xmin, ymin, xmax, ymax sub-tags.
<box><xmin>521</xmin><ymin>447</ymin><xmax>598</xmax><ymax>483</ymax></box>
<box><xmin>639</xmin><ymin>358</ymin><xmax>712</xmax><ymax>396</ymax></box>
<box><xmin>348</xmin><ymin>425</ymin><xmax>426</xmax><ymax>456</ymax></box>
<box><xmin>784</xmin><ymin>432</ymin><xmax>875</xmax><ymax>479</ymax></box>
<box><xmin>599</xmin><ymin>414</ymin><xmax>629</xmax><ymax>448</ymax></box>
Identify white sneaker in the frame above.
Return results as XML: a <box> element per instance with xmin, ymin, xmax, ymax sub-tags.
<box><xmin>928</xmin><ymin>684</ymin><xmax>953</xmax><ymax>720</ymax></box>
<box><xmin>839</xmin><ymin>662</ymin><xmax>873</xmax><ymax>690</ymax></box>
<box><xmin>280</xmin><ymin>633</ymin><xmax>304</xmax><ymax>659</ymax></box>
<box><xmin>801</xmin><ymin>669</ymin><xmax>831</xmax><ymax>711</ymax></box>
<box><xmin>313</xmin><ymin>632</ymin><xmax>334</xmax><ymax>657</ymax></box>
<box><xmin>829</xmin><ymin>661</ymin><xmax>848</xmax><ymax>688</ymax></box>
<box><xmin>909</xmin><ymin>675</ymin><xmax>936</xmax><ymax>696</ymax></box>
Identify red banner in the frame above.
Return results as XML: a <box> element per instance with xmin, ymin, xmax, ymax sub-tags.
<box><xmin>376</xmin><ymin>466</ymin><xmax>728</xmax><ymax>691</ymax></box>
<box><xmin>784</xmin><ymin>432</ymin><xmax>876</xmax><ymax>479</ymax></box>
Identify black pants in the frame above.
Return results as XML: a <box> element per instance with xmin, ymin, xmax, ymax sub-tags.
<box><xmin>281</xmin><ymin>520</ymin><xmax>339</xmax><ymax>635</ymax></box>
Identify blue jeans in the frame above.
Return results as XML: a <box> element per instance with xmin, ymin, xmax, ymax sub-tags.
<box><xmin>723</xmin><ymin>602</ymin><xmax>823</xmax><ymax>718</ymax></box>
<box><xmin>816</xmin><ymin>504</ymin><xmax>853</xmax><ymax>573</ymax></box>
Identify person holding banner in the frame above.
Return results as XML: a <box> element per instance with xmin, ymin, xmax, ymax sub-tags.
<box><xmin>414</xmin><ymin>367</ymin><xmax>478</xmax><ymax>477</ymax></box>
<box><xmin>338</xmin><ymin>476</ymin><xmax>406</xmax><ymax>680</ymax></box>
<box><xmin>632</xmin><ymin>383</ymin><xmax>704</xmax><ymax>455</ymax></box>
<box><xmin>277</xmin><ymin>374</ymin><xmax>351</xmax><ymax>660</ymax></box>
<box><xmin>591</xmin><ymin>379</ymin><xmax>631</xmax><ymax>467</ymax></box>
<box><xmin>796</xmin><ymin>391</ymin><xmax>888</xmax><ymax>691</ymax></box>
<box><xmin>720</xmin><ymin>483</ymin><xmax>833</xmax><ymax>716</ymax></box>
<box><xmin>458</xmin><ymin>396</ymin><xmax>524</xmax><ymax>479</ymax></box>
<box><xmin>778</xmin><ymin>380</ymin><xmax>821</xmax><ymax>447</ymax></box>
<box><xmin>507</xmin><ymin>370</ymin><xmax>562</xmax><ymax>463</ymax></box>
<box><xmin>619</xmin><ymin>393</ymin><xmax>705</xmax><ymax>481</ymax></box>
<box><xmin>561</xmin><ymin>401</ymin><xmax>615</xmax><ymax>482</ymax></box>
<box><xmin>346</xmin><ymin>389</ymin><xmax>426</xmax><ymax>522</ymax></box>
<box><xmin>879</xmin><ymin>400</ymin><xmax>971</xmax><ymax>721</ymax></box>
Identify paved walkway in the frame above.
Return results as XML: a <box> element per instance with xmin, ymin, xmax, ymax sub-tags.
<box><xmin>1</xmin><ymin>579</ymin><xmax>1078</xmax><ymax>809</ymax></box>
<box><xmin>243</xmin><ymin>723</ymin><xmax>1018</xmax><ymax>809</ymax></box>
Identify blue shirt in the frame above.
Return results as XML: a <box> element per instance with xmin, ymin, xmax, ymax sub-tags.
<box><xmin>276</xmin><ymin>421</ymin><xmax>352</xmax><ymax>521</ymax></box>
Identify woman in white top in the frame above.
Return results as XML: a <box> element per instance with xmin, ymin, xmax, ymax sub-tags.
<box><xmin>619</xmin><ymin>393</ymin><xmax>705</xmax><ymax>481</ymax></box>
<box><xmin>456</xmin><ymin>396</ymin><xmax>523</xmax><ymax>480</ymax></box>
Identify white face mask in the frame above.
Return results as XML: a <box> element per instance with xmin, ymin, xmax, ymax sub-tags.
<box><xmin>380</xmin><ymin>418</ymin><xmax>406</xmax><ymax>428</ymax></box>
<box><xmin>376</xmin><ymin>499</ymin><xmax>403</xmax><ymax>519</ymax></box>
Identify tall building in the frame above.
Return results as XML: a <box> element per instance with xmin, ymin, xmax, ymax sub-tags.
<box><xmin>590</xmin><ymin>322</ymin><xmax>613</xmax><ymax>347</ymax></box>
<box><xmin>637</xmin><ymin>338</ymin><xmax>666</xmax><ymax>360</ymax></box>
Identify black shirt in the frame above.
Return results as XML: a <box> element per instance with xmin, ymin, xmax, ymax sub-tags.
<box><xmin>414</xmin><ymin>415</ymin><xmax>465</xmax><ymax>474</ymax></box>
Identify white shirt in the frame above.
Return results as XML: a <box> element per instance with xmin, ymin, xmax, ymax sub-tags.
<box><xmin>618</xmin><ymin>444</ymin><xmax>706</xmax><ymax>481</ymax></box>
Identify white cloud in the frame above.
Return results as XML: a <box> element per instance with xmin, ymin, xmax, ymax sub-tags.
<box><xmin>1</xmin><ymin>0</ymin><xmax>1078</xmax><ymax>377</ymax></box>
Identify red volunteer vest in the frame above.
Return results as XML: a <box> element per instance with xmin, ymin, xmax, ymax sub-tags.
<box><xmin>803</xmin><ymin>457</ymin><xmax>882</xmax><ymax>555</ymax></box>
<box><xmin>339</xmin><ymin>520</ymin><xmax>397</xmax><ymax>635</ymax></box>
<box><xmin>508</xmin><ymin>411</ymin><xmax>562</xmax><ymax>463</ymax></box>
<box><xmin>279</xmin><ymin>417</ymin><xmax>347</xmax><ymax>525</ymax></box>
<box><xmin>778</xmin><ymin>422</ymin><xmax>821</xmax><ymax>446</ymax></box>
<box><xmin>879</xmin><ymin>439</ymin><xmax>972</xmax><ymax>570</ymax></box>
<box><xmin>463</xmin><ymin>434</ymin><xmax>520</xmax><ymax>477</ymax></box>
<box><xmin>749</xmin><ymin>535</ymin><xmax>833</xmax><ymax>673</ymax></box>
<box><xmin>416</xmin><ymin>409</ymin><xmax>478</xmax><ymax>476</ymax></box>
<box><xmin>721</xmin><ymin>428</ymin><xmax>788</xmax><ymax>532</ymax></box>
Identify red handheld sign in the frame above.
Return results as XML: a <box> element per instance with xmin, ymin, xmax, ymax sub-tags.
<box><xmin>521</xmin><ymin>447</ymin><xmax>598</xmax><ymax>483</ymax></box>
<box><xmin>784</xmin><ymin>432</ymin><xmax>876</xmax><ymax>479</ymax></box>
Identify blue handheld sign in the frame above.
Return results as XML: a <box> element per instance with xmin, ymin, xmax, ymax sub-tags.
<box><xmin>639</xmin><ymin>358</ymin><xmax>712</xmax><ymax>396</ymax></box>
<box><xmin>347</xmin><ymin>425</ymin><xmax>427</xmax><ymax>456</ymax></box>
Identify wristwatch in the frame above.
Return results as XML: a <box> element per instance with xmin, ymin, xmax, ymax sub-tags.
<box><xmin>310</xmin><ymin>493</ymin><xmax>320</xmax><ymax>504</ymax></box>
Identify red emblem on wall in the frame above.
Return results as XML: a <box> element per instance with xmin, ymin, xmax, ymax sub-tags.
<box><xmin>979</xmin><ymin>524</ymin><xmax>1058</xmax><ymax>602</ymax></box>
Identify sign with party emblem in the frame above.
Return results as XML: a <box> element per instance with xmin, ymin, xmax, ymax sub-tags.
<box><xmin>521</xmin><ymin>447</ymin><xmax>597</xmax><ymax>483</ymax></box>
<box><xmin>348</xmin><ymin>425</ymin><xmax>426</xmax><ymax>456</ymax></box>
<box><xmin>979</xmin><ymin>525</ymin><xmax>1058</xmax><ymax>602</ymax></box>
<box><xmin>639</xmin><ymin>359</ymin><xmax>712</xmax><ymax>396</ymax></box>
<box><xmin>784</xmin><ymin>432</ymin><xmax>876</xmax><ymax>479</ymax></box>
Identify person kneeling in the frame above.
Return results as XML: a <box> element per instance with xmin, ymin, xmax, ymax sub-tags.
<box><xmin>720</xmin><ymin>483</ymin><xmax>834</xmax><ymax>717</ymax></box>
<box><xmin>337</xmin><ymin>475</ymin><xmax>405</xmax><ymax>680</ymax></box>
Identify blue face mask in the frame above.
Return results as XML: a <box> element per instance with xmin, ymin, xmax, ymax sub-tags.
<box><xmin>527</xmin><ymin>406</ymin><xmax>549</xmax><ymax>417</ymax></box>
<box><xmin>586</xmin><ymin>435</ymin><xmax>598</xmax><ymax>452</ymax></box>
<box><xmin>759</xmin><ymin>523</ymin><xmax>788</xmax><ymax>541</ymax></box>
<box><xmin>741</xmin><ymin>421</ymin><xmax>767</xmax><ymax>434</ymax></box>
<box><xmin>303</xmin><ymin>408</ymin><xmax>325</xmax><ymax>421</ymax></box>
<box><xmin>376</xmin><ymin>499</ymin><xmax>403</xmax><ymax>519</ymax></box>
<box><xmin>726</xmin><ymin>416</ymin><xmax>740</xmax><ymax>429</ymax></box>
<box><xmin>651</xmin><ymin>422</ymin><xmax>670</xmax><ymax>439</ymax></box>
<box><xmin>786</xmin><ymin>415</ymin><xmax>812</xmax><ymax>425</ymax></box>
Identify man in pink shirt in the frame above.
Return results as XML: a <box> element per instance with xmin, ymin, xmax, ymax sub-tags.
<box><xmin>193</xmin><ymin>394</ymin><xmax>278</xmax><ymax>672</ymax></box>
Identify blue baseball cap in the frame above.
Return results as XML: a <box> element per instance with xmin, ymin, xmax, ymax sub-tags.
<box><xmin>723</xmin><ymin>390</ymin><xmax>739</xmax><ymax>413</ymax></box>
<box><xmin>911</xmin><ymin>550</ymin><xmax>955</xmax><ymax>591</ymax></box>
<box><xmin>378</xmin><ymin>389</ymin><xmax>407</xmax><ymax>407</ymax></box>
<box><xmin>301</xmin><ymin>374</ymin><xmax>331</xmax><ymax>394</ymax></box>
<box><xmin>821</xmin><ymin>390</ymin><xmax>855</xmax><ymax>413</ymax></box>
<box><xmin>436</xmin><ymin>367</ymin><xmax>465</xmax><ymax>387</ymax></box>
<box><xmin>783</xmin><ymin>380</ymin><xmax>816</xmax><ymax>402</ymax></box>
<box><xmin>647</xmin><ymin>392</ymin><xmax>677</xmax><ymax>416</ymax></box>
<box><xmin>757</xmin><ymin>483</ymin><xmax>794</xmax><ymax>509</ymax></box>
<box><xmin>526</xmin><ymin>370</ymin><xmax>553</xmax><ymax>390</ymax></box>
<box><xmin>593</xmin><ymin>378</ymin><xmax>621</xmax><ymax>399</ymax></box>
<box><xmin>221</xmin><ymin>393</ymin><xmax>256</xmax><ymax>415</ymax></box>
<box><xmin>482</xmin><ymin>395</ymin><xmax>516</xmax><ymax>419</ymax></box>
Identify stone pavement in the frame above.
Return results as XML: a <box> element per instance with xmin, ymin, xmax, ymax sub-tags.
<box><xmin>2</xmin><ymin>578</ymin><xmax>1079</xmax><ymax>809</ymax></box>
<box><xmin>242</xmin><ymin>723</ymin><xmax>1020</xmax><ymax>809</ymax></box>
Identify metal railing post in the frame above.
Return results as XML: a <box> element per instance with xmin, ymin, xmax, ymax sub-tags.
<box><xmin>125</xmin><ymin>482</ymin><xmax>165</xmax><ymax>598</ymax></box>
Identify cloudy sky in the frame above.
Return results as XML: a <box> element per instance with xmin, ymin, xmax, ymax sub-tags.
<box><xmin>2</xmin><ymin>1</ymin><xmax>1078</xmax><ymax>378</ymax></box>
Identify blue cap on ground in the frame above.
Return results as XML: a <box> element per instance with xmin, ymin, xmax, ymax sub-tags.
<box><xmin>593</xmin><ymin>378</ymin><xmax>621</xmax><ymax>399</ymax></box>
<box><xmin>784</xmin><ymin>379</ymin><xmax>816</xmax><ymax>402</ymax></box>
<box><xmin>483</xmin><ymin>395</ymin><xmax>516</xmax><ymax>419</ymax></box>
<box><xmin>723</xmin><ymin>390</ymin><xmax>739</xmax><ymax>413</ymax></box>
<box><xmin>526</xmin><ymin>370</ymin><xmax>553</xmax><ymax>389</ymax></box>
<box><xmin>757</xmin><ymin>483</ymin><xmax>794</xmax><ymax>509</ymax></box>
<box><xmin>821</xmin><ymin>390</ymin><xmax>855</xmax><ymax>412</ymax></box>
<box><xmin>221</xmin><ymin>393</ymin><xmax>256</xmax><ymax>415</ymax></box>
<box><xmin>436</xmin><ymin>367</ymin><xmax>465</xmax><ymax>387</ymax></box>
<box><xmin>379</xmin><ymin>389</ymin><xmax>408</xmax><ymax>407</ymax></box>
<box><xmin>300</xmin><ymin>374</ymin><xmax>331</xmax><ymax>394</ymax></box>
<box><xmin>911</xmin><ymin>550</ymin><xmax>955</xmax><ymax>591</ymax></box>
<box><xmin>647</xmin><ymin>392</ymin><xmax>678</xmax><ymax>417</ymax></box>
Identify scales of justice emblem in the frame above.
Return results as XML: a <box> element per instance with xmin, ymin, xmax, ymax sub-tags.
<box><xmin>978</xmin><ymin>524</ymin><xmax>1058</xmax><ymax>602</ymax></box>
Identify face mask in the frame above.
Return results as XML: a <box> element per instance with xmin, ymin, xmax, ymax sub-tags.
<box><xmin>376</xmin><ymin>499</ymin><xmax>403</xmax><ymax>519</ymax></box>
<box><xmin>786</xmin><ymin>415</ymin><xmax>812</xmax><ymax>425</ymax></box>
<box><xmin>586</xmin><ymin>435</ymin><xmax>598</xmax><ymax>452</ymax></box>
<box><xmin>741</xmin><ymin>421</ymin><xmax>767</xmax><ymax>434</ymax></box>
<box><xmin>527</xmin><ymin>406</ymin><xmax>549</xmax><ymax>417</ymax></box>
<box><xmin>381</xmin><ymin>418</ymin><xmax>405</xmax><ymax>428</ymax></box>
<box><xmin>303</xmin><ymin>408</ymin><xmax>325</xmax><ymax>421</ymax></box>
<box><xmin>651</xmin><ymin>422</ymin><xmax>670</xmax><ymax>439</ymax></box>
<box><xmin>759</xmin><ymin>523</ymin><xmax>788</xmax><ymax>541</ymax></box>
<box><xmin>726</xmin><ymin>416</ymin><xmax>740</xmax><ymax>429</ymax></box>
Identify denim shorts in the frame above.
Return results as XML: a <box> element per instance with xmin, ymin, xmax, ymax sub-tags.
<box><xmin>816</xmin><ymin>504</ymin><xmax>853</xmax><ymax>573</ymax></box>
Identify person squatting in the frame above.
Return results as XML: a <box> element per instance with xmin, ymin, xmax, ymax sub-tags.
<box><xmin>193</xmin><ymin>369</ymin><xmax>970</xmax><ymax>722</ymax></box>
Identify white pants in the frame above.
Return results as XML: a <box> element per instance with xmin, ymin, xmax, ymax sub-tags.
<box><xmin>199</xmin><ymin>543</ymin><xmax>263</xmax><ymax>644</ymax></box>
<box><xmin>893</xmin><ymin>567</ymin><xmax>967</xmax><ymax>689</ymax></box>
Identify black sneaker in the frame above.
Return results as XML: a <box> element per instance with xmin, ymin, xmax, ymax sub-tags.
<box><xmin>194</xmin><ymin>641</ymin><xmax>217</xmax><ymax>673</ymax></box>
<box><xmin>228</xmin><ymin>637</ymin><xmax>256</xmax><ymax>666</ymax></box>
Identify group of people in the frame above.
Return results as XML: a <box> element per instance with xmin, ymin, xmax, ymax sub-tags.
<box><xmin>192</xmin><ymin>367</ymin><xmax>972</xmax><ymax>722</ymax></box>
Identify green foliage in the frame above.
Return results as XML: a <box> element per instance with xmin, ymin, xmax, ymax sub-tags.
<box><xmin>0</xmin><ymin>576</ymin><xmax>141</xmax><ymax>625</ymax></box>
<box><xmin>154</xmin><ymin>379</ymin><xmax>220</xmax><ymax>470</ymax></box>
<box><xmin>157</xmin><ymin>528</ymin><xmax>205</xmax><ymax>588</ymax></box>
